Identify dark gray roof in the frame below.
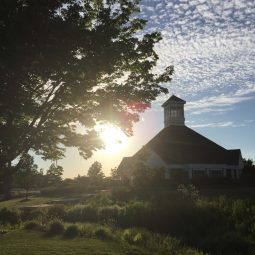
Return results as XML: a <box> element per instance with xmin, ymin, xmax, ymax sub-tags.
<box><xmin>134</xmin><ymin>125</ymin><xmax>240</xmax><ymax>165</ymax></box>
<box><xmin>162</xmin><ymin>95</ymin><xmax>186</xmax><ymax>107</ymax></box>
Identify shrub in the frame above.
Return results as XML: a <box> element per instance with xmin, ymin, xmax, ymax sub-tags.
<box><xmin>111</xmin><ymin>186</ymin><xmax>132</xmax><ymax>201</ymax></box>
<box><xmin>24</xmin><ymin>220</ymin><xmax>44</xmax><ymax>231</ymax></box>
<box><xmin>64</xmin><ymin>224</ymin><xmax>80</xmax><ymax>238</ymax></box>
<box><xmin>47</xmin><ymin>205</ymin><xmax>67</xmax><ymax>220</ymax></box>
<box><xmin>94</xmin><ymin>226</ymin><xmax>112</xmax><ymax>239</ymax></box>
<box><xmin>161</xmin><ymin>236</ymin><xmax>181</xmax><ymax>253</ymax></box>
<box><xmin>177</xmin><ymin>184</ymin><xmax>199</xmax><ymax>201</ymax></box>
<box><xmin>80</xmin><ymin>224</ymin><xmax>94</xmax><ymax>238</ymax></box>
<box><xmin>21</xmin><ymin>208</ymin><xmax>47</xmax><ymax>222</ymax></box>
<box><xmin>0</xmin><ymin>207</ymin><xmax>20</xmax><ymax>225</ymax></box>
<box><xmin>0</xmin><ymin>229</ymin><xmax>8</xmax><ymax>235</ymax></box>
<box><xmin>98</xmin><ymin>205</ymin><xmax>122</xmax><ymax>223</ymax></box>
<box><xmin>47</xmin><ymin>220</ymin><xmax>65</xmax><ymax>235</ymax></box>
<box><xmin>119</xmin><ymin>201</ymin><xmax>152</xmax><ymax>228</ymax></box>
<box><xmin>122</xmin><ymin>228</ymin><xmax>149</xmax><ymax>246</ymax></box>
<box><xmin>66</xmin><ymin>205</ymin><xmax>98</xmax><ymax>222</ymax></box>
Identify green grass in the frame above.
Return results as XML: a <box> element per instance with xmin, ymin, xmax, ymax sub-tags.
<box><xmin>0</xmin><ymin>196</ymin><xmax>54</xmax><ymax>209</ymax></box>
<box><xmin>0</xmin><ymin>230</ymin><xmax>146</xmax><ymax>255</ymax></box>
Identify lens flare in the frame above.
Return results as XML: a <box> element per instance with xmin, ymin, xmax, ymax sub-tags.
<box><xmin>97</xmin><ymin>124</ymin><xmax>128</xmax><ymax>153</ymax></box>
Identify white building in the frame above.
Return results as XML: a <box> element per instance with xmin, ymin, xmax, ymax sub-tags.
<box><xmin>118</xmin><ymin>95</ymin><xmax>243</xmax><ymax>180</ymax></box>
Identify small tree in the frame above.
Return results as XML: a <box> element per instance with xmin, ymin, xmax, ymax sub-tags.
<box><xmin>110</xmin><ymin>167</ymin><xmax>119</xmax><ymax>179</ymax></box>
<box><xmin>243</xmin><ymin>158</ymin><xmax>255</xmax><ymax>174</ymax></box>
<box><xmin>15</xmin><ymin>153</ymin><xmax>38</xmax><ymax>200</ymax></box>
<box><xmin>87</xmin><ymin>161</ymin><xmax>104</xmax><ymax>179</ymax></box>
<box><xmin>46</xmin><ymin>163</ymin><xmax>64</xmax><ymax>185</ymax></box>
<box><xmin>131</xmin><ymin>163</ymin><xmax>165</xmax><ymax>188</ymax></box>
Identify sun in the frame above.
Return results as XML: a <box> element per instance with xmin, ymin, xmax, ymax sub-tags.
<box><xmin>97</xmin><ymin>124</ymin><xmax>128</xmax><ymax>153</ymax></box>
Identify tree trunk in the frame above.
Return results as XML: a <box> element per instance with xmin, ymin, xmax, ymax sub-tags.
<box><xmin>25</xmin><ymin>189</ymin><xmax>28</xmax><ymax>201</ymax></box>
<box><xmin>3</xmin><ymin>162</ymin><xmax>13</xmax><ymax>200</ymax></box>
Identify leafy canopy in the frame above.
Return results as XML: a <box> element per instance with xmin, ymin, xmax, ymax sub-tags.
<box><xmin>87</xmin><ymin>161</ymin><xmax>104</xmax><ymax>178</ymax></box>
<box><xmin>0</xmin><ymin>0</ymin><xmax>173</xmax><ymax>167</ymax></box>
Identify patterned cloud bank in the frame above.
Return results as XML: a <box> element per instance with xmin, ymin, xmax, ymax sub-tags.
<box><xmin>139</xmin><ymin>0</ymin><xmax>255</xmax><ymax>115</ymax></box>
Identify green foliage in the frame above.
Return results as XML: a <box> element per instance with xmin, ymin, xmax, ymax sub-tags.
<box><xmin>111</xmin><ymin>186</ymin><xmax>133</xmax><ymax>201</ymax></box>
<box><xmin>98</xmin><ymin>205</ymin><xmax>122</xmax><ymax>223</ymax></box>
<box><xmin>161</xmin><ymin>236</ymin><xmax>182</xmax><ymax>254</ymax></box>
<box><xmin>21</xmin><ymin>208</ymin><xmax>47</xmax><ymax>223</ymax></box>
<box><xmin>94</xmin><ymin>226</ymin><xmax>113</xmax><ymax>239</ymax></box>
<box><xmin>119</xmin><ymin>201</ymin><xmax>153</xmax><ymax>228</ymax></box>
<box><xmin>177</xmin><ymin>184</ymin><xmax>199</xmax><ymax>201</ymax></box>
<box><xmin>131</xmin><ymin>163</ymin><xmax>165</xmax><ymax>188</ymax></box>
<box><xmin>14</xmin><ymin>153</ymin><xmax>39</xmax><ymax>199</ymax></box>
<box><xmin>64</xmin><ymin>224</ymin><xmax>80</xmax><ymax>238</ymax></box>
<box><xmin>201</xmin><ymin>231</ymin><xmax>253</xmax><ymax>255</ymax></box>
<box><xmin>46</xmin><ymin>164</ymin><xmax>64</xmax><ymax>185</ymax></box>
<box><xmin>47</xmin><ymin>220</ymin><xmax>65</xmax><ymax>235</ymax></box>
<box><xmin>24</xmin><ymin>220</ymin><xmax>44</xmax><ymax>231</ymax></box>
<box><xmin>122</xmin><ymin>228</ymin><xmax>150</xmax><ymax>246</ymax></box>
<box><xmin>66</xmin><ymin>205</ymin><xmax>98</xmax><ymax>222</ymax></box>
<box><xmin>47</xmin><ymin>205</ymin><xmax>67</xmax><ymax>220</ymax></box>
<box><xmin>0</xmin><ymin>207</ymin><xmax>20</xmax><ymax>225</ymax></box>
<box><xmin>87</xmin><ymin>161</ymin><xmax>104</xmax><ymax>178</ymax></box>
<box><xmin>80</xmin><ymin>224</ymin><xmax>95</xmax><ymax>238</ymax></box>
<box><xmin>110</xmin><ymin>167</ymin><xmax>119</xmax><ymax>179</ymax></box>
<box><xmin>0</xmin><ymin>0</ymin><xmax>173</xmax><ymax>199</ymax></box>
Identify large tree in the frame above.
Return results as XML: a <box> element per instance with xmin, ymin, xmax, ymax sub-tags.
<box><xmin>0</xmin><ymin>0</ymin><xmax>173</xmax><ymax>198</ymax></box>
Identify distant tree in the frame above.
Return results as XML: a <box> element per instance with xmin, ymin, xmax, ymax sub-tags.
<box><xmin>87</xmin><ymin>161</ymin><xmax>104</xmax><ymax>179</ymax></box>
<box><xmin>0</xmin><ymin>0</ymin><xmax>173</xmax><ymax>198</ymax></box>
<box><xmin>15</xmin><ymin>153</ymin><xmax>38</xmax><ymax>200</ymax></box>
<box><xmin>110</xmin><ymin>167</ymin><xmax>119</xmax><ymax>179</ymax></box>
<box><xmin>243</xmin><ymin>158</ymin><xmax>255</xmax><ymax>173</ymax></box>
<box><xmin>46</xmin><ymin>164</ymin><xmax>64</xmax><ymax>185</ymax></box>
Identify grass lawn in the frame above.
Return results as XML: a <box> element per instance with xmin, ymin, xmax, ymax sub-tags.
<box><xmin>0</xmin><ymin>230</ymin><xmax>146</xmax><ymax>255</ymax></box>
<box><xmin>0</xmin><ymin>196</ymin><xmax>56</xmax><ymax>209</ymax></box>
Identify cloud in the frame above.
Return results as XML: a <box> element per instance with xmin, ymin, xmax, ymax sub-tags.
<box><xmin>138</xmin><ymin>0</ymin><xmax>255</xmax><ymax>113</ymax></box>
<box><xmin>185</xmin><ymin>90</ymin><xmax>254</xmax><ymax>114</ymax></box>
<box><xmin>189</xmin><ymin>121</ymin><xmax>246</xmax><ymax>128</ymax></box>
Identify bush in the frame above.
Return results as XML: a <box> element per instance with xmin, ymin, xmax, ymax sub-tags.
<box><xmin>201</xmin><ymin>231</ymin><xmax>253</xmax><ymax>255</ymax></box>
<box><xmin>177</xmin><ymin>184</ymin><xmax>199</xmax><ymax>201</ymax></box>
<box><xmin>66</xmin><ymin>205</ymin><xmax>98</xmax><ymax>222</ymax></box>
<box><xmin>0</xmin><ymin>207</ymin><xmax>20</xmax><ymax>225</ymax></box>
<box><xmin>47</xmin><ymin>205</ymin><xmax>67</xmax><ymax>220</ymax></box>
<box><xmin>21</xmin><ymin>208</ymin><xmax>47</xmax><ymax>222</ymax></box>
<box><xmin>24</xmin><ymin>220</ymin><xmax>44</xmax><ymax>231</ymax></box>
<box><xmin>161</xmin><ymin>236</ymin><xmax>181</xmax><ymax>253</ymax></box>
<box><xmin>98</xmin><ymin>205</ymin><xmax>122</xmax><ymax>223</ymax></box>
<box><xmin>119</xmin><ymin>201</ymin><xmax>152</xmax><ymax>228</ymax></box>
<box><xmin>94</xmin><ymin>226</ymin><xmax>112</xmax><ymax>239</ymax></box>
<box><xmin>64</xmin><ymin>224</ymin><xmax>80</xmax><ymax>238</ymax></box>
<box><xmin>80</xmin><ymin>224</ymin><xmax>94</xmax><ymax>238</ymax></box>
<box><xmin>122</xmin><ymin>228</ymin><xmax>149</xmax><ymax>246</ymax></box>
<box><xmin>47</xmin><ymin>220</ymin><xmax>65</xmax><ymax>235</ymax></box>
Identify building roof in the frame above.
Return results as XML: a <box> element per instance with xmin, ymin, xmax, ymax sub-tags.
<box><xmin>162</xmin><ymin>95</ymin><xmax>186</xmax><ymax>107</ymax></box>
<box><xmin>134</xmin><ymin>125</ymin><xmax>240</xmax><ymax>165</ymax></box>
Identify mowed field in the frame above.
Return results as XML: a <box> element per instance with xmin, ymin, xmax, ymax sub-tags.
<box><xmin>0</xmin><ymin>230</ymin><xmax>145</xmax><ymax>255</ymax></box>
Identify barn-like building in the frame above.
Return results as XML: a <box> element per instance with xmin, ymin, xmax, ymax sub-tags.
<box><xmin>118</xmin><ymin>95</ymin><xmax>243</xmax><ymax>180</ymax></box>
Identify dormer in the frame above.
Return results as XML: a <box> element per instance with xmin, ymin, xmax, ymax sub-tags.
<box><xmin>162</xmin><ymin>95</ymin><xmax>186</xmax><ymax>127</ymax></box>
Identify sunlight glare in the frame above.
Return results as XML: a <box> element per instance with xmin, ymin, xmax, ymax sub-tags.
<box><xmin>97</xmin><ymin>124</ymin><xmax>128</xmax><ymax>153</ymax></box>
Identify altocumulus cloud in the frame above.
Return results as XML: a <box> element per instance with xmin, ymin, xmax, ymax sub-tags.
<box><xmin>139</xmin><ymin>0</ymin><xmax>255</xmax><ymax>115</ymax></box>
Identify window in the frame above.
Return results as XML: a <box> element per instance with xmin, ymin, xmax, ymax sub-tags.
<box><xmin>192</xmin><ymin>170</ymin><xmax>206</xmax><ymax>177</ymax></box>
<box><xmin>170</xmin><ymin>109</ymin><xmax>178</xmax><ymax>117</ymax></box>
<box><xmin>209</xmin><ymin>170</ymin><xmax>224</xmax><ymax>177</ymax></box>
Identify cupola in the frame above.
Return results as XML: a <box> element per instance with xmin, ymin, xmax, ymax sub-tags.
<box><xmin>162</xmin><ymin>95</ymin><xmax>186</xmax><ymax>127</ymax></box>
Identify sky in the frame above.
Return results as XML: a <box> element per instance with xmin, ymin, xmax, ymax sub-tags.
<box><xmin>37</xmin><ymin>0</ymin><xmax>255</xmax><ymax>178</ymax></box>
